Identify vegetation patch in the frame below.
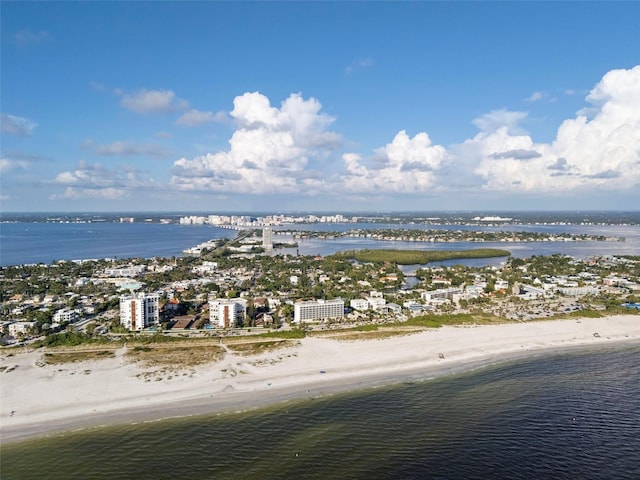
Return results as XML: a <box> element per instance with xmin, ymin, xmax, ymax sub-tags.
<box><xmin>329</xmin><ymin>248</ymin><xmax>510</xmax><ymax>265</ymax></box>
<box><xmin>126</xmin><ymin>334</ymin><xmax>201</xmax><ymax>345</ymax></box>
<box><xmin>126</xmin><ymin>345</ymin><xmax>226</xmax><ymax>367</ymax></box>
<box><xmin>225</xmin><ymin>339</ymin><xmax>299</xmax><ymax>356</ymax></box>
<box><xmin>43</xmin><ymin>350</ymin><xmax>116</xmax><ymax>364</ymax></box>
<box><xmin>542</xmin><ymin>309</ymin><xmax>604</xmax><ymax>321</ymax></box>
<box><xmin>313</xmin><ymin>328</ymin><xmax>418</xmax><ymax>341</ymax></box>
<box><xmin>400</xmin><ymin>312</ymin><xmax>506</xmax><ymax>329</ymax></box>
<box><xmin>251</xmin><ymin>329</ymin><xmax>306</xmax><ymax>340</ymax></box>
<box><xmin>34</xmin><ymin>331</ymin><xmax>118</xmax><ymax>349</ymax></box>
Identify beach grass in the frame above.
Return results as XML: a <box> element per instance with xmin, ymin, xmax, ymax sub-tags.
<box><xmin>224</xmin><ymin>339</ymin><xmax>299</xmax><ymax>356</ymax></box>
<box><xmin>311</xmin><ymin>326</ymin><xmax>421</xmax><ymax>341</ymax></box>
<box><xmin>43</xmin><ymin>350</ymin><xmax>117</xmax><ymax>364</ymax></box>
<box><xmin>400</xmin><ymin>312</ymin><xmax>509</xmax><ymax>328</ymax></box>
<box><xmin>125</xmin><ymin>344</ymin><xmax>226</xmax><ymax>367</ymax></box>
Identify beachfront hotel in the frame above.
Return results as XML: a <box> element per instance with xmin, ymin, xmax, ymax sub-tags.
<box><xmin>293</xmin><ymin>298</ymin><xmax>345</xmax><ymax>323</ymax></box>
<box><xmin>119</xmin><ymin>292</ymin><xmax>160</xmax><ymax>331</ymax></box>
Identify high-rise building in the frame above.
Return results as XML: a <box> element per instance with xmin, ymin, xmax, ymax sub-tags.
<box><xmin>263</xmin><ymin>227</ymin><xmax>273</xmax><ymax>251</ymax></box>
<box><xmin>209</xmin><ymin>297</ymin><xmax>247</xmax><ymax>328</ymax></box>
<box><xmin>119</xmin><ymin>292</ymin><xmax>160</xmax><ymax>331</ymax></box>
<box><xmin>293</xmin><ymin>299</ymin><xmax>344</xmax><ymax>323</ymax></box>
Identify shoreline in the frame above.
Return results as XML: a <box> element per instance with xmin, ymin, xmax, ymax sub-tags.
<box><xmin>2</xmin><ymin>316</ymin><xmax>639</xmax><ymax>444</ymax></box>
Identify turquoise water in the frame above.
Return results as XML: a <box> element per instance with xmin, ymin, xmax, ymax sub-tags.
<box><xmin>2</xmin><ymin>345</ymin><xmax>639</xmax><ymax>479</ymax></box>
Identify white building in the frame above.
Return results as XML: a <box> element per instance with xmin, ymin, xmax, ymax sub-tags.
<box><xmin>209</xmin><ymin>298</ymin><xmax>247</xmax><ymax>328</ymax></box>
<box><xmin>53</xmin><ymin>308</ymin><xmax>79</xmax><ymax>325</ymax></box>
<box><xmin>119</xmin><ymin>292</ymin><xmax>160</xmax><ymax>331</ymax></box>
<box><xmin>519</xmin><ymin>284</ymin><xmax>549</xmax><ymax>299</ymax></box>
<box><xmin>294</xmin><ymin>298</ymin><xmax>344</xmax><ymax>323</ymax></box>
<box><xmin>385</xmin><ymin>303</ymin><xmax>402</xmax><ymax>314</ymax></box>
<box><xmin>263</xmin><ymin>227</ymin><xmax>273</xmax><ymax>251</ymax></box>
<box><xmin>421</xmin><ymin>287</ymin><xmax>463</xmax><ymax>302</ymax></box>
<box><xmin>350</xmin><ymin>298</ymin><xmax>370</xmax><ymax>311</ymax></box>
<box><xmin>8</xmin><ymin>321</ymin><xmax>37</xmax><ymax>336</ymax></box>
<box><xmin>366</xmin><ymin>295</ymin><xmax>386</xmax><ymax>310</ymax></box>
<box><xmin>192</xmin><ymin>261</ymin><xmax>218</xmax><ymax>275</ymax></box>
<box><xmin>558</xmin><ymin>286</ymin><xmax>599</xmax><ymax>297</ymax></box>
<box><xmin>403</xmin><ymin>300</ymin><xmax>426</xmax><ymax>313</ymax></box>
<box><xmin>104</xmin><ymin>265</ymin><xmax>146</xmax><ymax>278</ymax></box>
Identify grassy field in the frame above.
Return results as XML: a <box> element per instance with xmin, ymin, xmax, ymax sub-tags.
<box><xmin>329</xmin><ymin>248</ymin><xmax>511</xmax><ymax>265</ymax></box>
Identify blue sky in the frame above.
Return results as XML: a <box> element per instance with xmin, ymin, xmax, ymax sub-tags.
<box><xmin>2</xmin><ymin>1</ymin><xmax>639</xmax><ymax>213</ymax></box>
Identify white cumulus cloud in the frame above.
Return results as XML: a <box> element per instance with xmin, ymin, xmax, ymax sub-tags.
<box><xmin>176</xmin><ymin>109</ymin><xmax>226</xmax><ymax>126</ymax></box>
<box><xmin>84</xmin><ymin>140</ymin><xmax>171</xmax><ymax>158</ymax></box>
<box><xmin>1</xmin><ymin>114</ymin><xmax>38</xmax><ymax>137</ymax></box>
<box><xmin>171</xmin><ymin>92</ymin><xmax>341</xmax><ymax>194</ymax></box>
<box><xmin>120</xmin><ymin>89</ymin><xmax>189</xmax><ymax>114</ymax></box>
<box><xmin>471</xmin><ymin>65</ymin><xmax>640</xmax><ymax>193</ymax></box>
<box><xmin>472</xmin><ymin>109</ymin><xmax>529</xmax><ymax>135</ymax></box>
<box><xmin>0</xmin><ymin>157</ymin><xmax>30</xmax><ymax>173</ymax></box>
<box><xmin>53</xmin><ymin>161</ymin><xmax>160</xmax><ymax>200</ymax></box>
<box><xmin>339</xmin><ymin>130</ymin><xmax>447</xmax><ymax>194</ymax></box>
<box><xmin>525</xmin><ymin>91</ymin><xmax>545</xmax><ymax>102</ymax></box>
<box><xmin>55</xmin><ymin>187</ymin><xmax>127</xmax><ymax>200</ymax></box>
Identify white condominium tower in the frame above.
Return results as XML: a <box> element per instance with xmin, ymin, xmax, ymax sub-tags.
<box><xmin>119</xmin><ymin>292</ymin><xmax>160</xmax><ymax>331</ymax></box>
<box><xmin>293</xmin><ymin>298</ymin><xmax>344</xmax><ymax>323</ymax></box>
<box><xmin>263</xmin><ymin>227</ymin><xmax>273</xmax><ymax>251</ymax></box>
<box><xmin>209</xmin><ymin>297</ymin><xmax>248</xmax><ymax>328</ymax></box>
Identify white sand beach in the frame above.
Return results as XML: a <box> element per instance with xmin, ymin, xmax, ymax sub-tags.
<box><xmin>1</xmin><ymin>315</ymin><xmax>639</xmax><ymax>443</ymax></box>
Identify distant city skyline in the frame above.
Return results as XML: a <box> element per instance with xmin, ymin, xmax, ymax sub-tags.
<box><xmin>1</xmin><ymin>1</ymin><xmax>639</xmax><ymax>212</ymax></box>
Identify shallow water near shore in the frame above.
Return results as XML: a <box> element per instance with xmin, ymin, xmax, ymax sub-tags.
<box><xmin>2</xmin><ymin>344</ymin><xmax>639</xmax><ymax>479</ymax></box>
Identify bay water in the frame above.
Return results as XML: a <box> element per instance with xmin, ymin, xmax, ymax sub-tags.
<box><xmin>1</xmin><ymin>221</ymin><xmax>639</xmax><ymax>267</ymax></box>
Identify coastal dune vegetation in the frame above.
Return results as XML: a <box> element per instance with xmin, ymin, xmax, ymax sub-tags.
<box><xmin>329</xmin><ymin>248</ymin><xmax>511</xmax><ymax>265</ymax></box>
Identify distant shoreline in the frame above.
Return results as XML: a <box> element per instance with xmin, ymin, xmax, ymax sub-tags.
<box><xmin>2</xmin><ymin>210</ymin><xmax>639</xmax><ymax>226</ymax></box>
<box><xmin>2</xmin><ymin>316</ymin><xmax>639</xmax><ymax>444</ymax></box>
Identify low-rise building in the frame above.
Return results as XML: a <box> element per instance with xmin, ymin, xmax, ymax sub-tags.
<box><xmin>421</xmin><ymin>287</ymin><xmax>463</xmax><ymax>302</ymax></box>
<box><xmin>350</xmin><ymin>298</ymin><xmax>370</xmax><ymax>311</ymax></box>
<box><xmin>104</xmin><ymin>265</ymin><xmax>146</xmax><ymax>278</ymax></box>
<box><xmin>53</xmin><ymin>308</ymin><xmax>79</xmax><ymax>325</ymax></box>
<box><xmin>366</xmin><ymin>295</ymin><xmax>386</xmax><ymax>310</ymax></box>
<box><xmin>8</xmin><ymin>321</ymin><xmax>37</xmax><ymax>336</ymax></box>
<box><xmin>192</xmin><ymin>261</ymin><xmax>219</xmax><ymax>275</ymax></box>
<box><xmin>558</xmin><ymin>286</ymin><xmax>599</xmax><ymax>296</ymax></box>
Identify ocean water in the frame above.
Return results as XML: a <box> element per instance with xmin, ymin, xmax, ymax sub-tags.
<box><xmin>2</xmin><ymin>345</ymin><xmax>639</xmax><ymax>479</ymax></box>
